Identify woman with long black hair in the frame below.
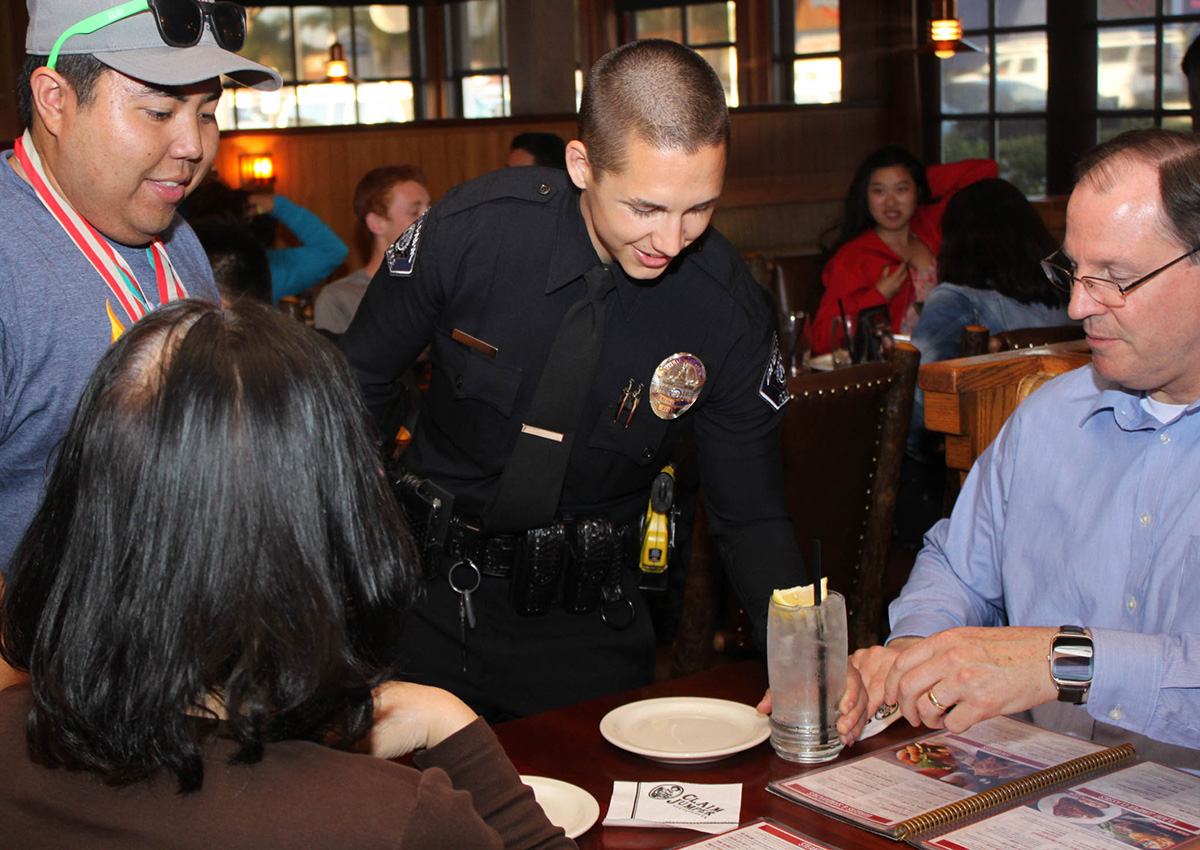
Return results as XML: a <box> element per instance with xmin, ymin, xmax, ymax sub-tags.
<box><xmin>0</xmin><ymin>299</ymin><xmax>573</xmax><ymax>849</ymax></box>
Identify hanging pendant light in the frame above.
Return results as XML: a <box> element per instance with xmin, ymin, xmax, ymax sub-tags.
<box><xmin>918</xmin><ymin>0</ymin><xmax>980</xmax><ymax>59</ymax></box>
<box><xmin>326</xmin><ymin>41</ymin><xmax>349</xmax><ymax>81</ymax></box>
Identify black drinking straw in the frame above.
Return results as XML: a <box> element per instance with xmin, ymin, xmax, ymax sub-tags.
<box><xmin>811</xmin><ymin>539</ymin><xmax>829</xmax><ymax>744</ymax></box>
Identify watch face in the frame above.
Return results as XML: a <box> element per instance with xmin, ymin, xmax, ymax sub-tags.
<box><xmin>1053</xmin><ymin>636</ymin><xmax>1093</xmax><ymax>684</ymax></box>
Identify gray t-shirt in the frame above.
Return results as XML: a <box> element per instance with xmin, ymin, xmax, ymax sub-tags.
<box><xmin>0</xmin><ymin>152</ymin><xmax>217</xmax><ymax>574</ymax></box>
<box><xmin>313</xmin><ymin>267</ymin><xmax>372</xmax><ymax>334</ymax></box>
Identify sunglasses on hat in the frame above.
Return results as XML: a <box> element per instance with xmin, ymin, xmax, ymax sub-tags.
<box><xmin>48</xmin><ymin>0</ymin><xmax>247</xmax><ymax>71</ymax></box>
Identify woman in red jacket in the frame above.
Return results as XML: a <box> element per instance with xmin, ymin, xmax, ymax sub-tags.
<box><xmin>812</xmin><ymin>146</ymin><xmax>997</xmax><ymax>354</ymax></box>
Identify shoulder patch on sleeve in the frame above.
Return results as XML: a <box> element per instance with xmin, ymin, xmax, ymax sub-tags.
<box><xmin>759</xmin><ymin>333</ymin><xmax>791</xmax><ymax>410</ymax></box>
<box><xmin>385</xmin><ymin>210</ymin><xmax>428</xmax><ymax>277</ymax></box>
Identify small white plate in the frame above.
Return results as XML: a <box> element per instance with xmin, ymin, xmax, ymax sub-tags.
<box><xmin>599</xmin><ymin>696</ymin><xmax>770</xmax><ymax>764</ymax></box>
<box><xmin>521</xmin><ymin>775</ymin><xmax>600</xmax><ymax>839</ymax></box>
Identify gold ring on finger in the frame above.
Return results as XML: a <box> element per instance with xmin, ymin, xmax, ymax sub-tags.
<box><xmin>927</xmin><ymin>689</ymin><xmax>949</xmax><ymax>712</ymax></box>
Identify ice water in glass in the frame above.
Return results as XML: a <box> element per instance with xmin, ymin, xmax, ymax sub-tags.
<box><xmin>767</xmin><ymin>589</ymin><xmax>847</xmax><ymax>763</ymax></box>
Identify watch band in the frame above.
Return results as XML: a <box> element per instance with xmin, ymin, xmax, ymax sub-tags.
<box><xmin>1050</xmin><ymin>624</ymin><xmax>1093</xmax><ymax>705</ymax></box>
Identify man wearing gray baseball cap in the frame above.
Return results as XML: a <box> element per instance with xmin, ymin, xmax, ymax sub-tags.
<box><xmin>0</xmin><ymin>1</ymin><xmax>283</xmax><ymax>596</ymax></box>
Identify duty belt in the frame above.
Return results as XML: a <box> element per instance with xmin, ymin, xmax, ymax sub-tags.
<box><xmin>393</xmin><ymin>471</ymin><xmax>638</xmax><ymax>629</ymax></box>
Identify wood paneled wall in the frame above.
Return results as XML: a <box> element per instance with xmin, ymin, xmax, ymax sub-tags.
<box><xmin>214</xmin><ymin>103</ymin><xmax>894</xmax><ymax>274</ymax></box>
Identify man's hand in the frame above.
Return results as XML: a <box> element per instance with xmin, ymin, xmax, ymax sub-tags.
<box><xmin>850</xmin><ymin>636</ymin><xmax>921</xmax><ymax>719</ymax></box>
<box><xmin>755</xmin><ymin>659</ymin><xmax>871</xmax><ymax>747</ymax></box>
<box><xmin>365</xmin><ymin>680</ymin><xmax>478</xmax><ymax>759</ymax></box>
<box><xmin>881</xmin><ymin>627</ymin><xmax>1060</xmax><ymax>732</ymax></box>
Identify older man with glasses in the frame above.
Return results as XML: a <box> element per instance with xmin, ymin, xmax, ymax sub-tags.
<box><xmin>848</xmin><ymin>129</ymin><xmax>1200</xmax><ymax>766</ymax></box>
<box><xmin>0</xmin><ymin>0</ymin><xmax>280</xmax><ymax>580</ymax></box>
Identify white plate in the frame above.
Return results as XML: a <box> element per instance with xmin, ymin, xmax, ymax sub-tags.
<box><xmin>521</xmin><ymin>775</ymin><xmax>600</xmax><ymax>839</ymax></box>
<box><xmin>809</xmin><ymin>353</ymin><xmax>835</xmax><ymax>372</ymax></box>
<box><xmin>599</xmin><ymin>696</ymin><xmax>770</xmax><ymax>764</ymax></box>
<box><xmin>1036</xmin><ymin>793</ymin><xmax>1123</xmax><ymax>824</ymax></box>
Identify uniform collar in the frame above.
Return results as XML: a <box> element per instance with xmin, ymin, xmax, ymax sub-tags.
<box><xmin>545</xmin><ymin>190</ymin><xmax>704</xmax><ymax>321</ymax></box>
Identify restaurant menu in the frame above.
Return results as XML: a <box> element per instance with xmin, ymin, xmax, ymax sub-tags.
<box><xmin>667</xmin><ymin>819</ymin><xmax>838</xmax><ymax>849</ymax></box>
<box><xmin>767</xmin><ymin>716</ymin><xmax>1200</xmax><ymax>847</ymax></box>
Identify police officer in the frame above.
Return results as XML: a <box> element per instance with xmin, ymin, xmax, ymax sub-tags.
<box><xmin>340</xmin><ymin>39</ymin><xmax>808</xmax><ymax>720</ymax></box>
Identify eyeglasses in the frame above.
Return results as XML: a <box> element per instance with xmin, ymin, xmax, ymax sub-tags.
<box><xmin>48</xmin><ymin>0</ymin><xmax>246</xmax><ymax>72</ymax></box>
<box><xmin>1040</xmin><ymin>246</ymin><xmax>1200</xmax><ymax>308</ymax></box>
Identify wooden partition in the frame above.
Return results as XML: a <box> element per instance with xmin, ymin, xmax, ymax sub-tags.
<box><xmin>920</xmin><ymin>340</ymin><xmax>1093</xmax><ymax>485</ymax></box>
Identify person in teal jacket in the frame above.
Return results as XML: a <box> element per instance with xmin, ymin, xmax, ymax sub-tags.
<box><xmin>248</xmin><ymin>193</ymin><xmax>349</xmax><ymax>301</ymax></box>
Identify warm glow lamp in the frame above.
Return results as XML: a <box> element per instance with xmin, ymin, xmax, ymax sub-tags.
<box><xmin>917</xmin><ymin>0</ymin><xmax>980</xmax><ymax>59</ymax></box>
<box><xmin>239</xmin><ymin>154</ymin><xmax>275</xmax><ymax>190</ymax></box>
<box><xmin>326</xmin><ymin>41</ymin><xmax>349</xmax><ymax>81</ymax></box>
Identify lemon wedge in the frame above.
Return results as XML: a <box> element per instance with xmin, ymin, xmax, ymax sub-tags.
<box><xmin>772</xmin><ymin>577</ymin><xmax>828</xmax><ymax>608</ymax></box>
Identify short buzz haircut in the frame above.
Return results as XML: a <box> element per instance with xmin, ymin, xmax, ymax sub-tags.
<box><xmin>352</xmin><ymin>165</ymin><xmax>428</xmax><ymax>226</ymax></box>
<box><xmin>18</xmin><ymin>53</ymin><xmax>109</xmax><ymax>130</ymax></box>
<box><xmin>578</xmin><ymin>39</ymin><xmax>730</xmax><ymax>178</ymax></box>
<box><xmin>1075</xmin><ymin>128</ymin><xmax>1200</xmax><ymax>256</ymax></box>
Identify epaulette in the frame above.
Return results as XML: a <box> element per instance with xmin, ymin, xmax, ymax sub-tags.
<box><xmin>436</xmin><ymin>166</ymin><xmax>569</xmax><ymax>218</ymax></box>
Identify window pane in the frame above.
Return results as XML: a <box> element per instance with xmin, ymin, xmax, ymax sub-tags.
<box><xmin>1097</xmin><ymin>114</ymin><xmax>1154</xmax><ymax>143</ymax></box>
<box><xmin>940</xmin><ymin>38</ymin><xmax>990</xmax><ymax>114</ymax></box>
<box><xmin>996</xmin><ymin>0</ymin><xmax>1044</xmax><ymax>28</ymax></box>
<box><xmin>793</xmin><ymin>56</ymin><xmax>841</xmax><ymax>104</ymax></box>
<box><xmin>957</xmin><ymin>0</ymin><xmax>987</xmax><ymax>31</ymax></box>
<box><xmin>997</xmin><ymin>119</ymin><xmax>1045</xmax><ymax>196</ymax></box>
<box><xmin>215</xmin><ymin>88</ymin><xmax>236</xmax><ymax>130</ymax></box>
<box><xmin>457</xmin><ymin>0</ymin><xmax>502</xmax><ymax>71</ymax></box>
<box><xmin>1097</xmin><ymin>0</ymin><xmax>1155</xmax><ymax>20</ymax></box>
<box><xmin>244</xmin><ymin>8</ymin><xmax>294</xmax><ymax>81</ymax></box>
<box><xmin>635</xmin><ymin>8</ymin><xmax>682</xmax><ymax>41</ymax></box>
<box><xmin>1165</xmin><ymin>0</ymin><xmax>1200</xmax><ymax>15</ymax></box>
<box><xmin>1163</xmin><ymin>22</ymin><xmax>1199</xmax><ymax>110</ymax></box>
<box><xmin>941</xmin><ymin>118</ymin><xmax>991</xmax><ymax>162</ymax></box>
<box><xmin>995</xmin><ymin>32</ymin><xmax>1046</xmax><ymax>112</ymax></box>
<box><xmin>297</xmin><ymin>82</ymin><xmax>357</xmax><ymax>125</ymax></box>
<box><xmin>1098</xmin><ymin>26</ymin><xmax>1156</xmax><ymax>109</ymax></box>
<box><xmin>1163</xmin><ymin>113</ymin><xmax>1193</xmax><ymax>131</ymax></box>
<box><xmin>293</xmin><ymin>6</ymin><xmax>351</xmax><ymax>82</ymax></box>
<box><xmin>461</xmin><ymin>74</ymin><xmax>509</xmax><ymax>118</ymax></box>
<box><xmin>235</xmin><ymin>85</ymin><xmax>299</xmax><ymax>129</ymax></box>
<box><xmin>357</xmin><ymin>80</ymin><xmax>415</xmax><ymax>123</ymax></box>
<box><xmin>687</xmin><ymin>2</ymin><xmax>734</xmax><ymax>45</ymax></box>
<box><xmin>697</xmin><ymin>46</ymin><xmax>738</xmax><ymax>106</ymax></box>
<box><xmin>795</xmin><ymin>0</ymin><xmax>839</xmax><ymax>55</ymax></box>
<box><xmin>354</xmin><ymin>6</ymin><xmax>412</xmax><ymax>79</ymax></box>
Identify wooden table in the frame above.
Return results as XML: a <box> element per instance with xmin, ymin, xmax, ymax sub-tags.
<box><xmin>495</xmin><ymin>660</ymin><xmax>922</xmax><ymax>849</ymax></box>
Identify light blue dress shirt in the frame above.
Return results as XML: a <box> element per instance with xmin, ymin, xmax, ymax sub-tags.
<box><xmin>890</xmin><ymin>365</ymin><xmax>1200</xmax><ymax>750</ymax></box>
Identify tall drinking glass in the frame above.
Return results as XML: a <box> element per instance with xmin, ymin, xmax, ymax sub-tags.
<box><xmin>767</xmin><ymin>590</ymin><xmax>847</xmax><ymax>763</ymax></box>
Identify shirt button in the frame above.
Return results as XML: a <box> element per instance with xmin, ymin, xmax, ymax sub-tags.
<box><xmin>642</xmin><ymin>447</ymin><xmax>654</xmax><ymax>460</ymax></box>
<box><xmin>1140</xmin><ymin>513</ymin><xmax>1151</xmax><ymax>526</ymax></box>
<box><xmin>538</xmin><ymin>184</ymin><xmax>552</xmax><ymax>195</ymax></box>
<box><xmin>455</xmin><ymin>376</ymin><xmax>463</xmax><ymax>389</ymax></box>
<box><xmin>1127</xmin><ymin>597</ymin><xmax>1138</xmax><ymax>612</ymax></box>
<box><xmin>1160</xmin><ymin>432</ymin><xmax>1171</xmax><ymax>444</ymax></box>
<box><xmin>1109</xmin><ymin>707</ymin><xmax>1123</xmax><ymax>721</ymax></box>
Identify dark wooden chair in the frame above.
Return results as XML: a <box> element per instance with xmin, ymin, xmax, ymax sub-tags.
<box><xmin>670</xmin><ymin>343</ymin><xmax>920</xmax><ymax>675</ymax></box>
<box><xmin>770</xmin><ymin>252</ymin><xmax>826</xmax><ymax>321</ymax></box>
<box><xmin>989</xmin><ymin>323</ymin><xmax>1085</xmax><ymax>352</ymax></box>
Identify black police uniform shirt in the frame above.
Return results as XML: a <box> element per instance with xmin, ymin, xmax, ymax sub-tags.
<box><xmin>339</xmin><ymin>165</ymin><xmax>806</xmax><ymax>638</ymax></box>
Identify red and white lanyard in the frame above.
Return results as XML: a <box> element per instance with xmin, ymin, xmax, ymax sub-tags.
<box><xmin>13</xmin><ymin>130</ymin><xmax>187</xmax><ymax>325</ymax></box>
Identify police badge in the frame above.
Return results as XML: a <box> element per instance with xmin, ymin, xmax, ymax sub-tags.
<box><xmin>385</xmin><ymin>209</ymin><xmax>428</xmax><ymax>277</ymax></box>
<box><xmin>649</xmin><ymin>353</ymin><xmax>706</xmax><ymax>420</ymax></box>
<box><xmin>758</xmin><ymin>333</ymin><xmax>791</xmax><ymax>410</ymax></box>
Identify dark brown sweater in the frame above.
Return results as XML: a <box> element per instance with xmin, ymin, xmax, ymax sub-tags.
<box><xmin>0</xmin><ymin>685</ymin><xmax>576</xmax><ymax>850</ymax></box>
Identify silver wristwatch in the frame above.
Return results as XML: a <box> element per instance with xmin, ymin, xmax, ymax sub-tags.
<box><xmin>1049</xmin><ymin>625</ymin><xmax>1094</xmax><ymax>705</ymax></box>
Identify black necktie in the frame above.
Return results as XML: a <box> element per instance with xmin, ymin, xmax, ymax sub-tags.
<box><xmin>483</xmin><ymin>264</ymin><xmax>615</xmax><ymax>533</ymax></box>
